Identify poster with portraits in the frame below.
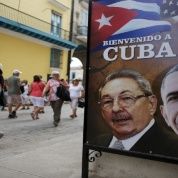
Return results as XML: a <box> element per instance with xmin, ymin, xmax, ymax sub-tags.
<box><xmin>84</xmin><ymin>0</ymin><xmax>178</xmax><ymax>163</ymax></box>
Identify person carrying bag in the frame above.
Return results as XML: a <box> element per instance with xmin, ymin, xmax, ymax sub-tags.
<box><xmin>69</xmin><ymin>79</ymin><xmax>85</xmax><ymax>118</ymax></box>
<box><xmin>56</xmin><ymin>82</ymin><xmax>71</xmax><ymax>102</ymax></box>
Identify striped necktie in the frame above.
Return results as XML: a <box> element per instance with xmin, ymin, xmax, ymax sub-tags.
<box><xmin>112</xmin><ymin>140</ymin><xmax>125</xmax><ymax>150</ymax></box>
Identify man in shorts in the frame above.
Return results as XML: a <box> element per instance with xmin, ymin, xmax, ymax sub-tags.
<box><xmin>7</xmin><ymin>69</ymin><xmax>22</xmax><ymax>118</ymax></box>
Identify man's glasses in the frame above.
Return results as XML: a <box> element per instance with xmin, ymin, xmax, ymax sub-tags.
<box><xmin>100</xmin><ymin>94</ymin><xmax>147</xmax><ymax>111</ymax></box>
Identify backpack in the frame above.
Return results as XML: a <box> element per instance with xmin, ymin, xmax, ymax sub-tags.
<box><xmin>20</xmin><ymin>85</ymin><xmax>25</xmax><ymax>93</ymax></box>
<box><xmin>56</xmin><ymin>84</ymin><xmax>71</xmax><ymax>101</ymax></box>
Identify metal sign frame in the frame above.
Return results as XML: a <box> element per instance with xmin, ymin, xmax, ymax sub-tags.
<box><xmin>82</xmin><ymin>0</ymin><xmax>178</xmax><ymax>177</ymax></box>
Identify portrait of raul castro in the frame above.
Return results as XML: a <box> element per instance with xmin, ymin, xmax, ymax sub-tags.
<box><xmin>91</xmin><ymin>68</ymin><xmax>178</xmax><ymax>157</ymax></box>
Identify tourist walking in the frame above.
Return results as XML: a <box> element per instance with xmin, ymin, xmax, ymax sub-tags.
<box><xmin>0</xmin><ymin>63</ymin><xmax>5</xmax><ymax>111</ymax></box>
<box><xmin>42</xmin><ymin>71</ymin><xmax>67</xmax><ymax>127</ymax></box>
<box><xmin>69</xmin><ymin>79</ymin><xmax>84</xmax><ymax>118</ymax></box>
<box><xmin>29</xmin><ymin>75</ymin><xmax>45</xmax><ymax>120</ymax></box>
<box><xmin>7</xmin><ymin>69</ymin><xmax>22</xmax><ymax>118</ymax></box>
<box><xmin>20</xmin><ymin>80</ymin><xmax>30</xmax><ymax>110</ymax></box>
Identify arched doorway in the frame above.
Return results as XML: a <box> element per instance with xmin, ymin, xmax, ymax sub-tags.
<box><xmin>70</xmin><ymin>57</ymin><xmax>83</xmax><ymax>83</ymax></box>
<box><xmin>72</xmin><ymin>45</ymin><xmax>87</xmax><ymax>86</ymax></box>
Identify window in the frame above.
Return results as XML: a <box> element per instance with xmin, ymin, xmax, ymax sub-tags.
<box><xmin>51</xmin><ymin>11</ymin><xmax>62</xmax><ymax>36</ymax></box>
<box><xmin>81</xmin><ymin>10</ymin><xmax>88</xmax><ymax>27</ymax></box>
<box><xmin>72</xmin><ymin>72</ymin><xmax>76</xmax><ymax>79</ymax></box>
<box><xmin>79</xmin><ymin>10</ymin><xmax>88</xmax><ymax>35</ymax></box>
<box><xmin>50</xmin><ymin>48</ymin><xmax>62</xmax><ymax>68</ymax></box>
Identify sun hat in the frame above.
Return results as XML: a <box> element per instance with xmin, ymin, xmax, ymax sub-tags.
<box><xmin>13</xmin><ymin>69</ymin><xmax>22</xmax><ymax>74</ymax></box>
<box><xmin>51</xmin><ymin>71</ymin><xmax>60</xmax><ymax>75</ymax></box>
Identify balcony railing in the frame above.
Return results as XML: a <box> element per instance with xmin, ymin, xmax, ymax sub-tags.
<box><xmin>0</xmin><ymin>3</ymin><xmax>70</xmax><ymax>40</ymax></box>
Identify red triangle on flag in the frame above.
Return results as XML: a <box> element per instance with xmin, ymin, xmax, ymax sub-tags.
<box><xmin>90</xmin><ymin>2</ymin><xmax>137</xmax><ymax>49</ymax></box>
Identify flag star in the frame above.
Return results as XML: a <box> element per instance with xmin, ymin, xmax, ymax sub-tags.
<box><xmin>95</xmin><ymin>13</ymin><xmax>113</xmax><ymax>30</ymax></box>
<box><xmin>164</xmin><ymin>9</ymin><xmax>168</xmax><ymax>14</ymax></box>
<box><xmin>171</xmin><ymin>10</ymin><xmax>176</xmax><ymax>16</ymax></box>
<box><xmin>169</xmin><ymin>0</ymin><xmax>173</xmax><ymax>5</ymax></box>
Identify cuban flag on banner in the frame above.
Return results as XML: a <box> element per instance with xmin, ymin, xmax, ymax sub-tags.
<box><xmin>91</xmin><ymin>0</ymin><xmax>172</xmax><ymax>50</ymax></box>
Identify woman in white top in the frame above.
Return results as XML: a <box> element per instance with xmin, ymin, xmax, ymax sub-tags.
<box><xmin>69</xmin><ymin>79</ymin><xmax>84</xmax><ymax>118</ymax></box>
<box><xmin>20</xmin><ymin>80</ymin><xmax>30</xmax><ymax>110</ymax></box>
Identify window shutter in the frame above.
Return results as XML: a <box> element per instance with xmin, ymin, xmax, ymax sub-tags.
<box><xmin>50</xmin><ymin>48</ymin><xmax>61</xmax><ymax>68</ymax></box>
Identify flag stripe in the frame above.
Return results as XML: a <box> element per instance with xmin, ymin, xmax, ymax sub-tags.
<box><xmin>113</xmin><ymin>19</ymin><xmax>171</xmax><ymax>35</ymax></box>
<box><xmin>134</xmin><ymin>10</ymin><xmax>160</xmax><ymax>20</ymax></box>
<box><xmin>108</xmin><ymin>25</ymin><xmax>171</xmax><ymax>41</ymax></box>
<box><xmin>109</xmin><ymin>0</ymin><xmax>160</xmax><ymax>14</ymax></box>
<box><xmin>98</xmin><ymin>0</ymin><xmax>163</xmax><ymax>6</ymax></box>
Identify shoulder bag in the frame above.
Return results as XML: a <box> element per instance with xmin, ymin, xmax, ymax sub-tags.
<box><xmin>56</xmin><ymin>84</ymin><xmax>71</xmax><ymax>101</ymax></box>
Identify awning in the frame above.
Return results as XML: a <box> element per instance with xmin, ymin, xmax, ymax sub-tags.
<box><xmin>0</xmin><ymin>16</ymin><xmax>77</xmax><ymax>50</ymax></box>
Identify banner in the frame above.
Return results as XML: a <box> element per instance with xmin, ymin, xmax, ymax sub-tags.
<box><xmin>85</xmin><ymin>0</ymin><xmax>178</xmax><ymax>162</ymax></box>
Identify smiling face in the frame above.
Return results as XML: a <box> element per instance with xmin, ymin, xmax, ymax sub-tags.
<box><xmin>160</xmin><ymin>71</ymin><xmax>178</xmax><ymax>135</ymax></box>
<box><xmin>100</xmin><ymin>78</ymin><xmax>157</xmax><ymax>140</ymax></box>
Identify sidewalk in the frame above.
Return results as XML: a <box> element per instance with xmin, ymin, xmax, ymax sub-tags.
<box><xmin>0</xmin><ymin>104</ymin><xmax>84</xmax><ymax>178</ymax></box>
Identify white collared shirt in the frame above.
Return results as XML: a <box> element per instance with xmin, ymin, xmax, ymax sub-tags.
<box><xmin>109</xmin><ymin>119</ymin><xmax>155</xmax><ymax>150</ymax></box>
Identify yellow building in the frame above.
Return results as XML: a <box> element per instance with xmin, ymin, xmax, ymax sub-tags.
<box><xmin>0</xmin><ymin>0</ymin><xmax>77</xmax><ymax>82</ymax></box>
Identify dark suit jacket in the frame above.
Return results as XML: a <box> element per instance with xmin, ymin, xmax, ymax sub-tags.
<box><xmin>91</xmin><ymin>122</ymin><xmax>178</xmax><ymax>158</ymax></box>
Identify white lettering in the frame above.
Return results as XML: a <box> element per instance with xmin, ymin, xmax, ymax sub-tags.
<box><xmin>164</xmin><ymin>34</ymin><xmax>172</xmax><ymax>40</ymax></box>
<box><xmin>102</xmin><ymin>42</ymin><xmax>176</xmax><ymax>61</ymax></box>
<box><xmin>103</xmin><ymin>47</ymin><xmax>118</xmax><ymax>61</ymax></box>
<box><xmin>102</xmin><ymin>35</ymin><xmax>162</xmax><ymax>47</ymax></box>
<box><xmin>120</xmin><ymin>45</ymin><xmax>136</xmax><ymax>60</ymax></box>
<box><xmin>155</xmin><ymin>42</ymin><xmax>176</xmax><ymax>58</ymax></box>
<box><xmin>137</xmin><ymin>44</ymin><xmax>155</xmax><ymax>59</ymax></box>
<box><xmin>103</xmin><ymin>41</ymin><xmax>108</xmax><ymax>46</ymax></box>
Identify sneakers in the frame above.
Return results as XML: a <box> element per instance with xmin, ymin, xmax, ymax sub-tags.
<box><xmin>12</xmin><ymin>111</ymin><xmax>17</xmax><ymax>118</ymax></box>
<box><xmin>0</xmin><ymin>132</ymin><xmax>4</xmax><ymax>139</ymax></box>
<box><xmin>70</xmin><ymin>114</ymin><xmax>77</xmax><ymax>118</ymax></box>
<box><xmin>8</xmin><ymin>111</ymin><xmax>17</xmax><ymax>119</ymax></box>
<box><xmin>53</xmin><ymin>121</ymin><xmax>59</xmax><ymax>127</ymax></box>
<box><xmin>8</xmin><ymin>114</ymin><xmax>14</xmax><ymax>119</ymax></box>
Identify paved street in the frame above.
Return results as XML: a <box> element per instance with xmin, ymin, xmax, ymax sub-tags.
<box><xmin>0</xmin><ymin>104</ymin><xmax>84</xmax><ymax>178</ymax></box>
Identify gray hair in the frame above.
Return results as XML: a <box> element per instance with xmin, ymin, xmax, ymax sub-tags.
<box><xmin>99</xmin><ymin>69</ymin><xmax>153</xmax><ymax>98</ymax></box>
